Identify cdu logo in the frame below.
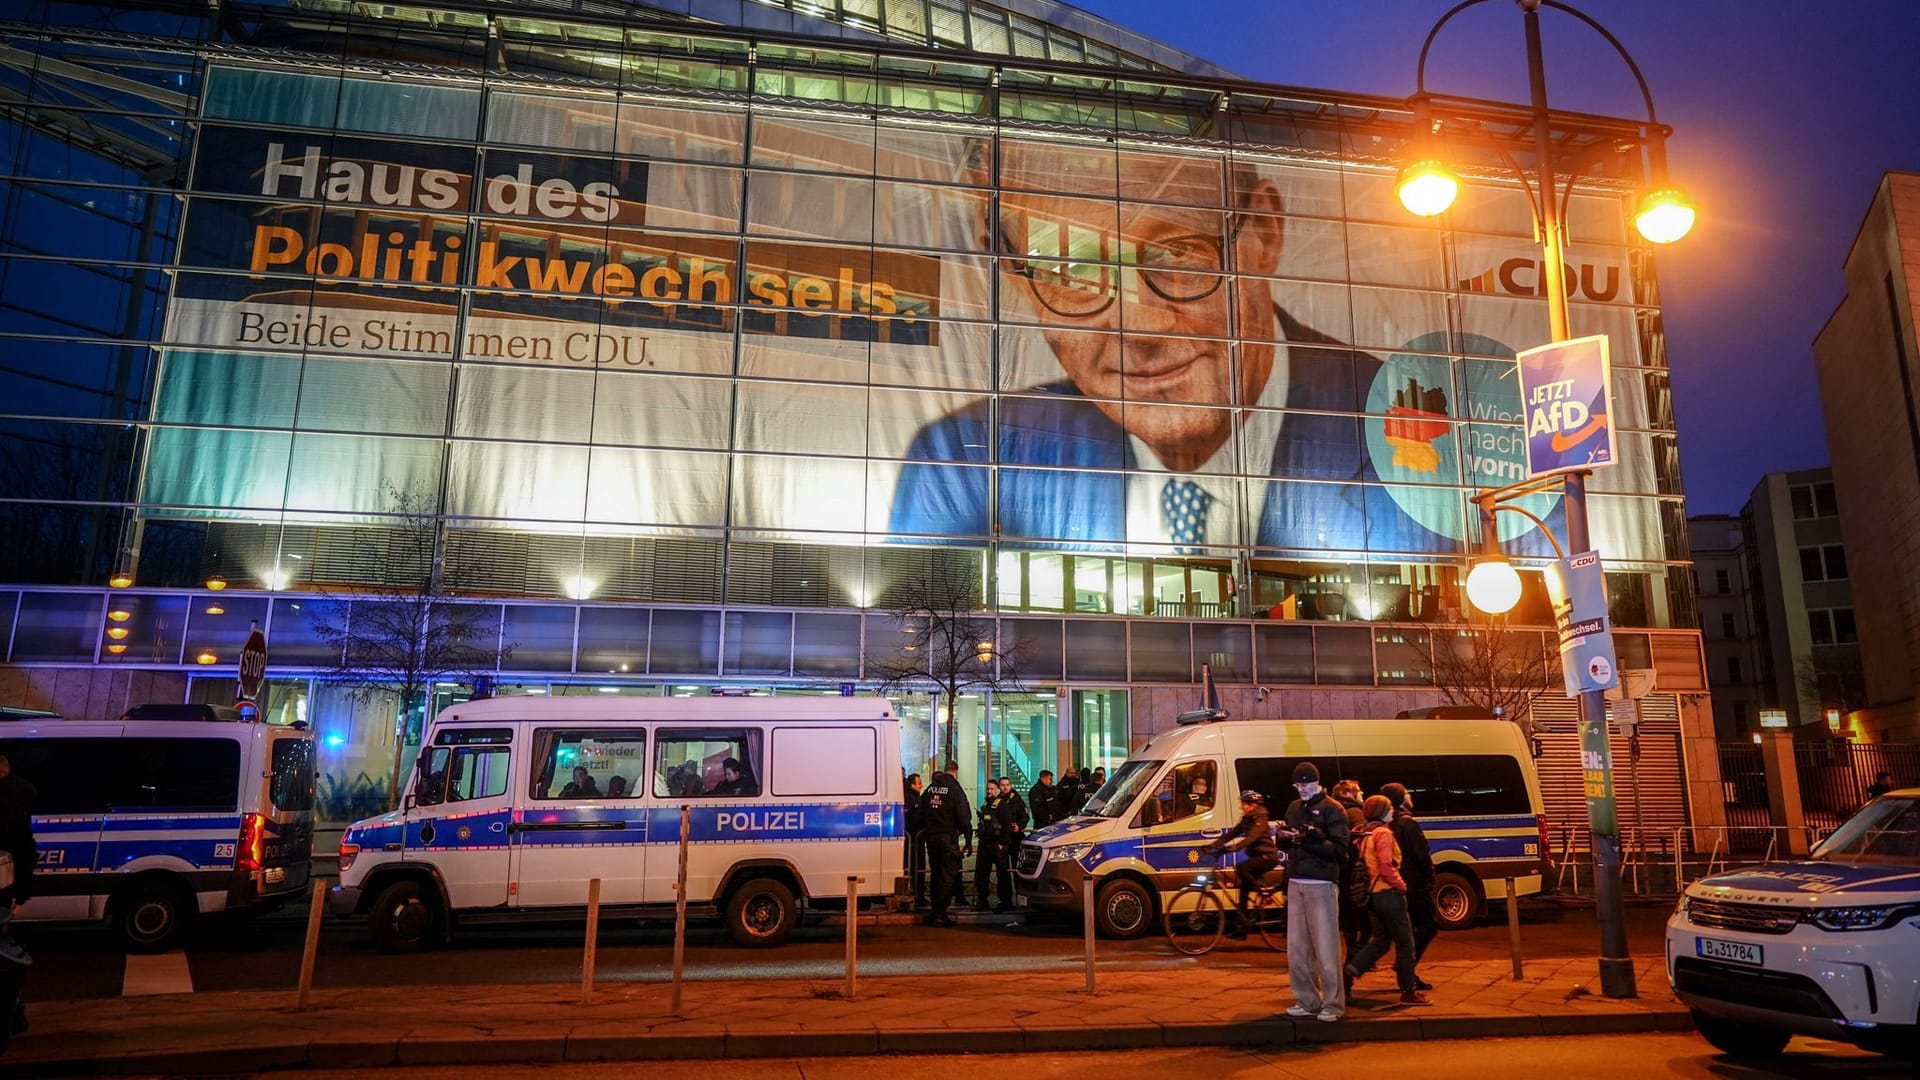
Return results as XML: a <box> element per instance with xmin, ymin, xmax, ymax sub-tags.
<box><xmin>1457</xmin><ymin>257</ymin><xmax>1621</xmax><ymax>302</ymax></box>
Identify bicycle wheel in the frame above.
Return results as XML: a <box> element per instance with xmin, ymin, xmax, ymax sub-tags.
<box><xmin>1250</xmin><ymin>888</ymin><xmax>1287</xmax><ymax>951</ymax></box>
<box><xmin>1163</xmin><ymin>886</ymin><xmax>1226</xmax><ymax>955</ymax></box>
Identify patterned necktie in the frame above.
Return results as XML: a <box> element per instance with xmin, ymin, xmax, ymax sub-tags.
<box><xmin>1161</xmin><ymin>478</ymin><xmax>1211</xmax><ymax>554</ymax></box>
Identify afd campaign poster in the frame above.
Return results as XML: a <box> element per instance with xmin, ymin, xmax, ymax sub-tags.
<box><xmin>144</xmin><ymin>65</ymin><xmax>1668</xmax><ymax>566</ymax></box>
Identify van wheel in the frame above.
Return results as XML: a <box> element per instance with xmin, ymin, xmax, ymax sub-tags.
<box><xmin>367</xmin><ymin>879</ymin><xmax>442</xmax><ymax>953</ymax></box>
<box><xmin>1692</xmin><ymin>1010</ymin><xmax>1791</xmax><ymax>1058</ymax></box>
<box><xmin>1094</xmin><ymin>878</ymin><xmax>1154</xmax><ymax>939</ymax></box>
<box><xmin>1433</xmin><ymin>871</ymin><xmax>1483</xmax><ymax>931</ymax></box>
<box><xmin>113</xmin><ymin>880</ymin><xmax>195</xmax><ymax>953</ymax></box>
<box><xmin>727</xmin><ymin>878</ymin><xmax>797</xmax><ymax>948</ymax></box>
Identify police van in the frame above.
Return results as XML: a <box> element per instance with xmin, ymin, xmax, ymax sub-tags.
<box><xmin>0</xmin><ymin>703</ymin><xmax>317</xmax><ymax>950</ymax></box>
<box><xmin>329</xmin><ymin>696</ymin><xmax>904</xmax><ymax>950</ymax></box>
<box><xmin>1667</xmin><ymin>787</ymin><xmax>1920</xmax><ymax>1062</ymax></box>
<box><xmin>1016</xmin><ymin>717</ymin><xmax>1550</xmax><ymax>938</ymax></box>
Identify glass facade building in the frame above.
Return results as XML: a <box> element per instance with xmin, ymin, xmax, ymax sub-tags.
<box><xmin>0</xmin><ymin>1</ymin><xmax>1703</xmax><ymax>817</ymax></box>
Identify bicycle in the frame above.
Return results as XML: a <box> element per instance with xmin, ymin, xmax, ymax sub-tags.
<box><xmin>1162</xmin><ymin>852</ymin><xmax>1286</xmax><ymax>955</ymax></box>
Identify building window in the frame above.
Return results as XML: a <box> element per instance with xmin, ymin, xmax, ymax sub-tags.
<box><xmin>1732</xmin><ymin>703</ymin><xmax>1747</xmax><ymax>728</ymax></box>
<box><xmin>1833</xmin><ymin>608</ymin><xmax>1857</xmax><ymax>643</ymax></box>
<box><xmin>1791</xmin><ymin>482</ymin><xmax>1840</xmax><ymax>520</ymax></box>
<box><xmin>1809</xmin><ymin>610</ymin><xmax>1834</xmax><ymax>646</ymax></box>
<box><xmin>1800</xmin><ymin>544</ymin><xmax>1848</xmax><ymax>582</ymax></box>
<box><xmin>1715</xmin><ymin>569</ymin><xmax>1730</xmax><ymax>594</ymax></box>
<box><xmin>1727</xmin><ymin>656</ymin><xmax>1742</xmax><ymax>683</ymax></box>
<box><xmin>1810</xmin><ymin>608</ymin><xmax>1858</xmax><ymax>646</ymax></box>
<box><xmin>1720</xmin><ymin>612</ymin><xmax>1736</xmax><ymax>639</ymax></box>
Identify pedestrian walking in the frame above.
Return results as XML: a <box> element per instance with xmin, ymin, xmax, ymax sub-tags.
<box><xmin>918</xmin><ymin>762</ymin><xmax>971</xmax><ymax>927</ymax></box>
<box><xmin>1280</xmin><ymin>761</ymin><xmax>1350</xmax><ymax>1022</ymax></box>
<box><xmin>1381</xmin><ymin>781</ymin><xmax>1437</xmax><ymax>981</ymax></box>
<box><xmin>1344</xmin><ymin>795</ymin><xmax>1430</xmax><ymax>1006</ymax></box>
<box><xmin>1027</xmin><ymin>770</ymin><xmax>1060</xmax><ymax>830</ymax></box>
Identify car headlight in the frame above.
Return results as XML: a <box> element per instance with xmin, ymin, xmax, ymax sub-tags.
<box><xmin>1047</xmin><ymin>843</ymin><xmax>1093</xmax><ymax>863</ymax></box>
<box><xmin>1808</xmin><ymin>903</ymin><xmax>1920</xmax><ymax>932</ymax></box>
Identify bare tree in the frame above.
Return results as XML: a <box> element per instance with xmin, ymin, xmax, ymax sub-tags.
<box><xmin>1796</xmin><ymin>650</ymin><xmax>1867</xmax><ymax>716</ymax></box>
<box><xmin>865</xmin><ymin>561</ymin><xmax>1024</xmax><ymax>766</ymax></box>
<box><xmin>1410</xmin><ymin>615</ymin><xmax>1561</xmax><ymax>727</ymax></box>
<box><xmin>308</xmin><ymin>484</ymin><xmax>506</xmax><ymax>809</ymax></box>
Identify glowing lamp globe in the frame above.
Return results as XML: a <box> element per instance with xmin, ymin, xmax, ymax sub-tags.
<box><xmin>1465</xmin><ymin>558</ymin><xmax>1523</xmax><ymax>615</ymax></box>
<box><xmin>195</xmin><ymin>651</ymin><xmax>219</xmax><ymax>665</ymax></box>
<box><xmin>105</xmin><ymin>643</ymin><xmax>128</xmax><ymax>655</ymax></box>
<box><xmin>1634</xmin><ymin>187</ymin><xmax>1695</xmax><ymax>244</ymax></box>
<box><xmin>109</xmin><ymin>570</ymin><xmax>134</xmax><ymax>588</ymax></box>
<box><xmin>105</xmin><ymin>626</ymin><xmax>129</xmax><ymax>640</ymax></box>
<box><xmin>1396</xmin><ymin>159</ymin><xmax>1460</xmax><ymax>218</ymax></box>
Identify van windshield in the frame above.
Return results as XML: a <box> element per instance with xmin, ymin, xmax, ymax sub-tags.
<box><xmin>1082</xmin><ymin>760</ymin><xmax>1160</xmax><ymax>819</ymax></box>
<box><xmin>1811</xmin><ymin>796</ymin><xmax>1920</xmax><ymax>865</ymax></box>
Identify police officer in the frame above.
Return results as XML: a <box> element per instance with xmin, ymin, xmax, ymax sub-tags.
<box><xmin>1027</xmin><ymin>770</ymin><xmax>1060</xmax><ymax>830</ymax></box>
<box><xmin>904</xmin><ymin>772</ymin><xmax>928</xmax><ymax>908</ymax></box>
<box><xmin>974</xmin><ymin>781</ymin><xmax>1006</xmax><ymax>911</ymax></box>
<box><xmin>918</xmin><ymin>761</ymin><xmax>971</xmax><ymax>927</ymax></box>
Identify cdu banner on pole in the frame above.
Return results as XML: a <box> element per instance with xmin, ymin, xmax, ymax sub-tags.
<box><xmin>1516</xmin><ymin>334</ymin><xmax>1615</xmax><ymax>479</ymax></box>
<box><xmin>1544</xmin><ymin>550</ymin><xmax>1620</xmax><ymax>696</ymax></box>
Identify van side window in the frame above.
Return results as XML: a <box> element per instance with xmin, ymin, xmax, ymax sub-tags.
<box><xmin>1232</xmin><ymin>757</ymin><xmax>1311</xmax><ymax>809</ymax></box>
<box><xmin>112</xmin><ymin>738</ymin><xmax>243</xmax><ymax>812</ymax></box>
<box><xmin>1138</xmin><ymin>760</ymin><xmax>1215</xmax><ymax>827</ymax></box>
<box><xmin>654</xmin><ymin>729</ymin><xmax>762</xmax><ymax>799</ymax></box>
<box><xmin>1438</xmin><ymin>755</ymin><xmax>1531</xmax><ymax>816</ymax></box>
<box><xmin>531</xmin><ymin>729</ymin><xmax>647</xmax><ymax>800</ymax></box>
<box><xmin>271</xmin><ymin>738</ymin><xmax>316</xmax><ymax>812</ymax></box>
<box><xmin>419</xmin><ymin>745</ymin><xmax>510</xmax><ymax>806</ymax></box>
<box><xmin>0</xmin><ymin>738</ymin><xmax>108</xmax><ymax>814</ymax></box>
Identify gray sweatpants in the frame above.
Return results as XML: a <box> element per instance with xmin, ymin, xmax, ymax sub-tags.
<box><xmin>1286</xmin><ymin>878</ymin><xmax>1344</xmax><ymax>1015</ymax></box>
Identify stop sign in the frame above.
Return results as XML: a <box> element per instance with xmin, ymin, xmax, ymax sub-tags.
<box><xmin>238</xmin><ymin>621</ymin><xmax>269</xmax><ymax>702</ymax></box>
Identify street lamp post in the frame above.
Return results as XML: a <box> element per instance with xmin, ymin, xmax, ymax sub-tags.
<box><xmin>1402</xmin><ymin>0</ymin><xmax>1698</xmax><ymax>1000</ymax></box>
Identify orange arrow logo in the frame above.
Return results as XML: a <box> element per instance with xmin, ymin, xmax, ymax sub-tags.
<box><xmin>1550</xmin><ymin>414</ymin><xmax>1607</xmax><ymax>453</ymax></box>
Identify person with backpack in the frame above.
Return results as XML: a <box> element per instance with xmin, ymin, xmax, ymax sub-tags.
<box><xmin>1280</xmin><ymin>761</ymin><xmax>1350</xmax><ymax>1022</ymax></box>
<box><xmin>1332</xmin><ymin>778</ymin><xmax>1368</xmax><ymax>952</ymax></box>
<box><xmin>1343</xmin><ymin>795</ymin><xmax>1430</xmax><ymax>1007</ymax></box>
<box><xmin>1381</xmin><ymin>781</ymin><xmax>1438</xmax><ymax>984</ymax></box>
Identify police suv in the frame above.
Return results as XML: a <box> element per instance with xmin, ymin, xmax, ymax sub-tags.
<box><xmin>329</xmin><ymin>696</ymin><xmax>904</xmax><ymax>949</ymax></box>
<box><xmin>1</xmin><ymin>703</ymin><xmax>317</xmax><ymax>950</ymax></box>
<box><xmin>1667</xmin><ymin>787</ymin><xmax>1920</xmax><ymax>1062</ymax></box>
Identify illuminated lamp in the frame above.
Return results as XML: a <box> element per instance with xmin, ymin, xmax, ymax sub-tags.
<box><xmin>109</xmin><ymin>568</ymin><xmax>134</xmax><ymax>588</ymax></box>
<box><xmin>1396</xmin><ymin>158</ymin><xmax>1460</xmax><ymax>218</ymax></box>
<box><xmin>1465</xmin><ymin>556</ymin><xmax>1523</xmax><ymax>616</ymax></box>
<box><xmin>107</xmin><ymin>609</ymin><xmax>131</xmax><ymax>622</ymax></box>
<box><xmin>205</xmin><ymin>604</ymin><xmax>225</xmax><ymax>615</ymax></box>
<box><xmin>105</xmin><ymin>626</ymin><xmax>129</xmax><ymax>640</ymax></box>
<box><xmin>976</xmin><ymin>639</ymin><xmax>996</xmax><ymax>663</ymax></box>
<box><xmin>1633</xmin><ymin>186</ymin><xmax>1695</xmax><ymax>244</ymax></box>
<box><xmin>105</xmin><ymin>643</ymin><xmax>127</xmax><ymax>655</ymax></box>
<box><xmin>206</xmin><ymin>574</ymin><xmax>228</xmax><ymax>591</ymax></box>
<box><xmin>195</xmin><ymin>651</ymin><xmax>219</xmax><ymax>665</ymax></box>
<box><xmin>1826</xmin><ymin>708</ymin><xmax>1842</xmax><ymax>733</ymax></box>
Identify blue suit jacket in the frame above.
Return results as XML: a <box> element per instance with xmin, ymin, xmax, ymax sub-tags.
<box><xmin>889</xmin><ymin>310</ymin><xmax>1565</xmax><ymax>558</ymax></box>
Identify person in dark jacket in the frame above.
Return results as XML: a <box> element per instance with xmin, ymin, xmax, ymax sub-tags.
<box><xmin>917</xmin><ymin>763</ymin><xmax>971</xmax><ymax>926</ymax></box>
<box><xmin>1207</xmin><ymin>789</ymin><xmax>1280</xmax><ymax>938</ymax></box>
<box><xmin>980</xmin><ymin>776</ymin><xmax>1028</xmax><ymax>912</ymax></box>
<box><xmin>0</xmin><ymin>754</ymin><xmax>36</xmax><ymax>1051</ymax></box>
<box><xmin>1381</xmin><ymin>782</ymin><xmax>1438</xmax><ymax>985</ymax></box>
<box><xmin>1331</xmin><ymin>778</ymin><xmax>1368</xmax><ymax>951</ymax></box>
<box><xmin>1281</xmin><ymin>761</ymin><xmax>1351</xmax><ymax>1021</ymax></box>
<box><xmin>904</xmin><ymin>772</ymin><xmax>928</xmax><ymax>907</ymax></box>
<box><xmin>1055</xmin><ymin>769</ymin><xmax>1083</xmax><ymax>818</ymax></box>
<box><xmin>1027</xmin><ymin>770</ymin><xmax>1059</xmax><ymax>830</ymax></box>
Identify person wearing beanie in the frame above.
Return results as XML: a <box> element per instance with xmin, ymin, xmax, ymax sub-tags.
<box><xmin>1344</xmin><ymin>795</ymin><xmax>1429</xmax><ymax>1006</ymax></box>
<box><xmin>1381</xmin><ymin>782</ymin><xmax>1438</xmax><ymax>982</ymax></box>
<box><xmin>1280</xmin><ymin>760</ymin><xmax>1351</xmax><ymax>1022</ymax></box>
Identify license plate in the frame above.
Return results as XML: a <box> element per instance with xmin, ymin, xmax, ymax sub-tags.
<box><xmin>264</xmin><ymin>866</ymin><xmax>286</xmax><ymax>885</ymax></box>
<box><xmin>1013</xmin><ymin>893</ymin><xmax>1028</xmax><ymax>907</ymax></box>
<box><xmin>1696</xmin><ymin>936</ymin><xmax>1762</xmax><ymax>965</ymax></box>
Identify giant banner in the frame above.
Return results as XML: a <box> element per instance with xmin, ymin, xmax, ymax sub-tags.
<box><xmin>146</xmin><ymin>66</ymin><xmax>1666</xmax><ymax>566</ymax></box>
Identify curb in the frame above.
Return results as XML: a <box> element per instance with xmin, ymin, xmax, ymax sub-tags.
<box><xmin>3</xmin><ymin>1007</ymin><xmax>1691</xmax><ymax>1075</ymax></box>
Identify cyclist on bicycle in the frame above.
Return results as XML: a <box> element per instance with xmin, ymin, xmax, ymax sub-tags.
<box><xmin>1206</xmin><ymin>790</ymin><xmax>1281</xmax><ymax>939</ymax></box>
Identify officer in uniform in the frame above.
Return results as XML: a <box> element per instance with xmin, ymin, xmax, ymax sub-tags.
<box><xmin>918</xmin><ymin>761</ymin><xmax>971</xmax><ymax>927</ymax></box>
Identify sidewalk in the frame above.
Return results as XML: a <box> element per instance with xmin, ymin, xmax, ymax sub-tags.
<box><xmin>3</xmin><ymin>948</ymin><xmax>1687</xmax><ymax>1075</ymax></box>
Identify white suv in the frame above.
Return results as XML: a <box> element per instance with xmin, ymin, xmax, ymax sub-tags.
<box><xmin>1667</xmin><ymin>788</ymin><xmax>1920</xmax><ymax>1062</ymax></box>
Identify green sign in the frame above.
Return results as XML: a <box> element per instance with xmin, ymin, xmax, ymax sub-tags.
<box><xmin>1581</xmin><ymin>714</ymin><xmax>1619</xmax><ymax>837</ymax></box>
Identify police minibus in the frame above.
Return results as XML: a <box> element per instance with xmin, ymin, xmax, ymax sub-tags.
<box><xmin>1016</xmin><ymin>716</ymin><xmax>1550</xmax><ymax>938</ymax></box>
<box><xmin>1</xmin><ymin>703</ymin><xmax>318</xmax><ymax>951</ymax></box>
<box><xmin>329</xmin><ymin>696</ymin><xmax>904</xmax><ymax>950</ymax></box>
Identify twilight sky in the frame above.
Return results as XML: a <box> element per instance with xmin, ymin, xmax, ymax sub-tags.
<box><xmin>1075</xmin><ymin>0</ymin><xmax>1920</xmax><ymax>515</ymax></box>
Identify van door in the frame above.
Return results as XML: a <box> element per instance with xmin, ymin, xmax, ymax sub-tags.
<box><xmin>511</xmin><ymin>726</ymin><xmax>649</xmax><ymax>909</ymax></box>
<box><xmin>259</xmin><ymin>728</ymin><xmax>316</xmax><ymax>897</ymax></box>
<box><xmin>409</xmin><ymin>727</ymin><xmax>514</xmax><ymax>911</ymax></box>
<box><xmin>1134</xmin><ymin>758</ymin><xmax>1226</xmax><ymax>893</ymax></box>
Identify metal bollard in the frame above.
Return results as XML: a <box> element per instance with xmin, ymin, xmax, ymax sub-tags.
<box><xmin>296</xmin><ymin>878</ymin><xmax>326</xmax><ymax>1009</ymax></box>
<box><xmin>582</xmin><ymin>878</ymin><xmax>602</xmax><ymax>1004</ymax></box>
<box><xmin>845</xmin><ymin>875</ymin><xmax>864</xmax><ymax>1000</ymax></box>
<box><xmin>1504</xmin><ymin>877</ymin><xmax>1523</xmax><ymax>980</ymax></box>
<box><xmin>670</xmin><ymin>804</ymin><xmax>691</xmax><ymax>1016</ymax></box>
<box><xmin>1081</xmin><ymin>874</ymin><xmax>1096</xmax><ymax>993</ymax></box>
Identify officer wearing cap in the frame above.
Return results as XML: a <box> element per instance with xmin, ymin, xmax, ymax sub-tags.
<box><xmin>917</xmin><ymin>761</ymin><xmax>972</xmax><ymax>927</ymax></box>
<box><xmin>1281</xmin><ymin>761</ymin><xmax>1350</xmax><ymax>1021</ymax></box>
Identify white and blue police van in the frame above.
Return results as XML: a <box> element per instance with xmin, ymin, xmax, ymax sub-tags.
<box><xmin>1016</xmin><ymin>716</ymin><xmax>1550</xmax><ymax>938</ymax></box>
<box><xmin>330</xmin><ymin>695</ymin><xmax>905</xmax><ymax>950</ymax></box>
<box><xmin>1</xmin><ymin>703</ymin><xmax>317</xmax><ymax>951</ymax></box>
<box><xmin>1667</xmin><ymin>787</ymin><xmax>1920</xmax><ymax>1062</ymax></box>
